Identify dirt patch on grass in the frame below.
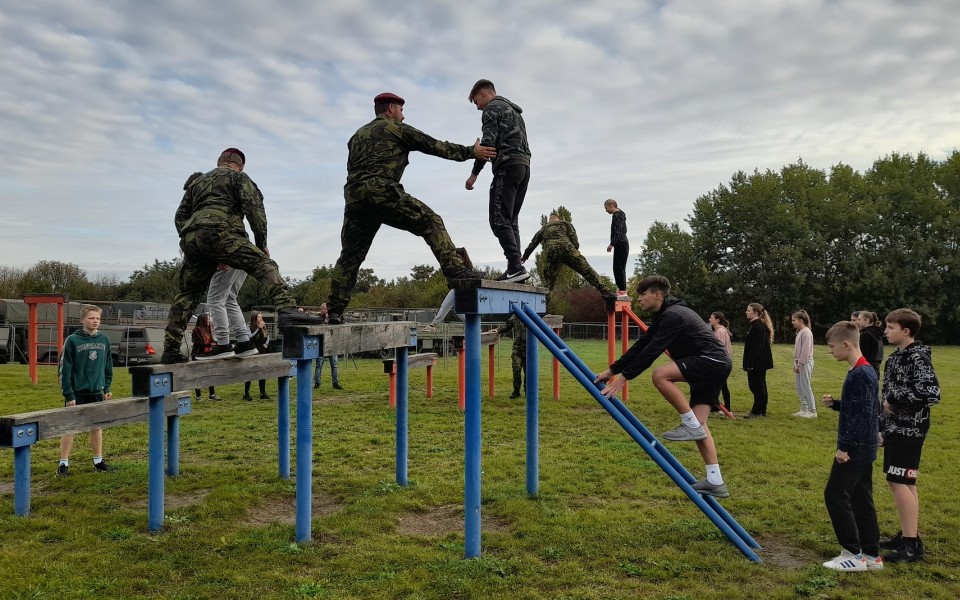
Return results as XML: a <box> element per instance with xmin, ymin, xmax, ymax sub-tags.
<box><xmin>753</xmin><ymin>533</ymin><xmax>818</xmax><ymax>569</ymax></box>
<box><xmin>397</xmin><ymin>504</ymin><xmax>511</xmax><ymax>537</ymax></box>
<box><xmin>128</xmin><ymin>488</ymin><xmax>212</xmax><ymax>510</ymax></box>
<box><xmin>0</xmin><ymin>481</ymin><xmax>13</xmax><ymax>496</ymax></box>
<box><xmin>243</xmin><ymin>491</ymin><xmax>343</xmax><ymax>526</ymax></box>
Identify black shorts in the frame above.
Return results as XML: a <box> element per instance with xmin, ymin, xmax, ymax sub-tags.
<box><xmin>675</xmin><ymin>355</ymin><xmax>732</xmax><ymax>408</ymax></box>
<box><xmin>66</xmin><ymin>392</ymin><xmax>105</xmax><ymax>406</ymax></box>
<box><xmin>883</xmin><ymin>440</ymin><xmax>923</xmax><ymax>485</ymax></box>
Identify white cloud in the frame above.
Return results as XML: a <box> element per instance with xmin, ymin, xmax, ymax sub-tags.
<box><xmin>0</xmin><ymin>0</ymin><xmax>958</xmax><ymax>286</ymax></box>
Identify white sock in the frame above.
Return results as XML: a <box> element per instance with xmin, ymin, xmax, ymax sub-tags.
<box><xmin>59</xmin><ymin>459</ymin><xmax>69</xmax><ymax>467</ymax></box>
<box><xmin>680</xmin><ymin>411</ymin><xmax>700</xmax><ymax>429</ymax></box>
<box><xmin>706</xmin><ymin>464</ymin><xmax>723</xmax><ymax>485</ymax></box>
<box><xmin>93</xmin><ymin>456</ymin><xmax>103</xmax><ymax>465</ymax></box>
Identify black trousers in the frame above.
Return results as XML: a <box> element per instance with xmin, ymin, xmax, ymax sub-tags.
<box><xmin>747</xmin><ymin>369</ymin><xmax>768</xmax><ymax>415</ymax></box>
<box><xmin>488</xmin><ymin>164</ymin><xmax>530</xmax><ymax>262</ymax></box>
<box><xmin>824</xmin><ymin>460</ymin><xmax>880</xmax><ymax>556</ymax></box>
<box><xmin>720</xmin><ymin>372</ymin><xmax>731</xmax><ymax>411</ymax></box>
<box><xmin>612</xmin><ymin>241</ymin><xmax>629</xmax><ymax>291</ymax></box>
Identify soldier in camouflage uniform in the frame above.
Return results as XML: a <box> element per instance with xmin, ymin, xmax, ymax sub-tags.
<box><xmin>466</xmin><ymin>79</ymin><xmax>532</xmax><ymax>283</ymax></box>
<box><xmin>492</xmin><ymin>315</ymin><xmax>526</xmax><ymax>399</ymax></box>
<box><xmin>326</xmin><ymin>92</ymin><xmax>496</xmax><ymax>323</ymax></box>
<box><xmin>162</xmin><ymin>148</ymin><xmax>323</xmax><ymax>363</ymax></box>
<box><xmin>522</xmin><ymin>213</ymin><xmax>617</xmax><ymax>299</ymax></box>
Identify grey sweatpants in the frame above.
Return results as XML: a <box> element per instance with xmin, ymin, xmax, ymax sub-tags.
<box><xmin>794</xmin><ymin>359</ymin><xmax>816</xmax><ymax>413</ymax></box>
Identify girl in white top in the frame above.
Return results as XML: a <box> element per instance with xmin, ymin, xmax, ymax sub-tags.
<box><xmin>791</xmin><ymin>310</ymin><xmax>816</xmax><ymax>418</ymax></box>
<box><xmin>709</xmin><ymin>311</ymin><xmax>734</xmax><ymax>411</ymax></box>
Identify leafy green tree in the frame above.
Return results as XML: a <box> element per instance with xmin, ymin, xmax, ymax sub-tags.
<box><xmin>117</xmin><ymin>258</ymin><xmax>182</xmax><ymax>302</ymax></box>
<box><xmin>16</xmin><ymin>260</ymin><xmax>96</xmax><ymax>298</ymax></box>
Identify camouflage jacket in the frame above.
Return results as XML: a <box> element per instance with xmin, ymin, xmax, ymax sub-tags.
<box><xmin>495</xmin><ymin>315</ymin><xmax>526</xmax><ymax>351</ymax></box>
<box><xmin>471</xmin><ymin>96</ymin><xmax>530</xmax><ymax>176</ymax></box>
<box><xmin>522</xmin><ymin>220</ymin><xmax>579</xmax><ymax>261</ymax></box>
<box><xmin>175</xmin><ymin>167</ymin><xmax>267</xmax><ymax>248</ymax></box>
<box><xmin>345</xmin><ymin>115</ymin><xmax>476</xmax><ymax>203</ymax></box>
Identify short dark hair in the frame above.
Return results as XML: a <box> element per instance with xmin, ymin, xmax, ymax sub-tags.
<box><xmin>825</xmin><ymin>321</ymin><xmax>859</xmax><ymax>346</ymax></box>
<box><xmin>886</xmin><ymin>308</ymin><xmax>921</xmax><ymax>337</ymax></box>
<box><xmin>374</xmin><ymin>102</ymin><xmax>392</xmax><ymax>116</ymax></box>
<box><xmin>637</xmin><ymin>275</ymin><xmax>670</xmax><ymax>296</ymax></box>
<box><xmin>469</xmin><ymin>78</ymin><xmax>496</xmax><ymax>101</ymax></box>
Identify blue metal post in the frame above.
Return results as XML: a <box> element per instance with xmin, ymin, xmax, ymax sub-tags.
<box><xmin>166</xmin><ymin>415</ymin><xmax>179</xmax><ymax>476</ymax></box>
<box><xmin>295</xmin><ymin>359</ymin><xmax>313</xmax><ymax>543</ymax></box>
<box><xmin>148</xmin><ymin>394</ymin><xmax>165</xmax><ymax>532</ymax></box>
<box><xmin>464</xmin><ymin>313</ymin><xmax>482</xmax><ymax>558</ymax></box>
<box><xmin>519</xmin><ymin>304</ymin><xmax>761</xmax><ymax>551</ymax></box>
<box><xmin>278</xmin><ymin>375</ymin><xmax>291</xmax><ymax>479</ymax></box>
<box><xmin>396</xmin><ymin>346</ymin><xmax>409</xmax><ymax>486</ymax></box>
<box><xmin>13</xmin><ymin>446</ymin><xmax>30</xmax><ymax>516</ymax></box>
<box><xmin>513</xmin><ymin>305</ymin><xmax>761</xmax><ymax>562</ymax></box>
<box><xmin>525</xmin><ymin>310</ymin><xmax>539</xmax><ymax>497</ymax></box>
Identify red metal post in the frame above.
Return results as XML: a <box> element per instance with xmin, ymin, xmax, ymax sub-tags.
<box><xmin>621</xmin><ymin>308</ymin><xmax>630</xmax><ymax>402</ymax></box>
<box><xmin>426</xmin><ymin>363</ymin><xmax>434</xmax><ymax>398</ymax></box>
<box><xmin>388</xmin><ymin>362</ymin><xmax>397</xmax><ymax>409</ymax></box>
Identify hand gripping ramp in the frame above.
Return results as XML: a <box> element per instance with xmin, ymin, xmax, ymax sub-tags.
<box><xmin>512</xmin><ymin>302</ymin><xmax>762</xmax><ymax>562</ymax></box>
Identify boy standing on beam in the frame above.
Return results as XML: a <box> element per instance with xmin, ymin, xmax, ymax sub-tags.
<box><xmin>595</xmin><ymin>275</ymin><xmax>732</xmax><ymax>498</ymax></box>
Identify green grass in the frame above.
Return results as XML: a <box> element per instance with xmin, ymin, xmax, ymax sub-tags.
<box><xmin>1</xmin><ymin>341</ymin><xmax>957</xmax><ymax>599</ymax></box>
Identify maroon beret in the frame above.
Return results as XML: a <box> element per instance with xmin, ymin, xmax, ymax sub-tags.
<box><xmin>374</xmin><ymin>92</ymin><xmax>405</xmax><ymax>106</ymax></box>
<box><xmin>221</xmin><ymin>147</ymin><xmax>245</xmax><ymax>164</ymax></box>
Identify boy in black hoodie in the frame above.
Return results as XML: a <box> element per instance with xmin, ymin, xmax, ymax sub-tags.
<box><xmin>595</xmin><ymin>276</ymin><xmax>733</xmax><ymax>498</ymax></box>
<box><xmin>878</xmin><ymin>308</ymin><xmax>940</xmax><ymax>562</ymax></box>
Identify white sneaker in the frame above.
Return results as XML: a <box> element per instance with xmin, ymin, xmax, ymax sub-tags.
<box><xmin>791</xmin><ymin>410</ymin><xmax>806</xmax><ymax>417</ymax></box>
<box><xmin>822</xmin><ymin>549</ymin><xmax>867</xmax><ymax>571</ymax></box>
<box><xmin>863</xmin><ymin>554</ymin><xmax>884</xmax><ymax>570</ymax></box>
<box><xmin>799</xmin><ymin>411</ymin><xmax>818</xmax><ymax>419</ymax></box>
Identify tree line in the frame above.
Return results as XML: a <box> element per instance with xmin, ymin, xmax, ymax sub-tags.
<box><xmin>636</xmin><ymin>151</ymin><xmax>960</xmax><ymax>343</ymax></box>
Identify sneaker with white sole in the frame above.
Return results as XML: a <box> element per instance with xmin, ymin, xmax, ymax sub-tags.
<box><xmin>863</xmin><ymin>554</ymin><xmax>884</xmax><ymax>570</ymax></box>
<box><xmin>196</xmin><ymin>344</ymin><xmax>236</xmax><ymax>360</ymax></box>
<box><xmin>496</xmin><ymin>265</ymin><xmax>530</xmax><ymax>283</ymax></box>
<box><xmin>661</xmin><ymin>423</ymin><xmax>707</xmax><ymax>442</ymax></box>
<box><xmin>691</xmin><ymin>478</ymin><xmax>729</xmax><ymax>498</ymax></box>
<box><xmin>233</xmin><ymin>340</ymin><xmax>259</xmax><ymax>357</ymax></box>
<box><xmin>791</xmin><ymin>410</ymin><xmax>806</xmax><ymax>417</ymax></box>
<box><xmin>822</xmin><ymin>549</ymin><xmax>868</xmax><ymax>571</ymax></box>
<box><xmin>799</xmin><ymin>411</ymin><xmax>818</xmax><ymax>418</ymax></box>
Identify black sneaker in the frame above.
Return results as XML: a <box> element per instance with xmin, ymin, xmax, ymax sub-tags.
<box><xmin>56</xmin><ymin>464</ymin><xmax>69</xmax><ymax>477</ymax></box>
<box><xmin>161</xmin><ymin>349</ymin><xmax>190</xmax><ymax>364</ymax></box>
<box><xmin>209</xmin><ymin>393</ymin><xmax>223</xmax><ymax>401</ymax></box>
<box><xmin>313</xmin><ymin>382</ymin><xmax>320</xmax><ymax>389</ymax></box>
<box><xmin>496</xmin><ymin>265</ymin><xmax>530</xmax><ymax>283</ymax></box>
<box><xmin>332</xmin><ymin>383</ymin><xmax>344</xmax><ymax>390</ymax></box>
<box><xmin>243</xmin><ymin>394</ymin><xmax>254</xmax><ymax>401</ymax></box>
<box><xmin>600</xmin><ymin>289</ymin><xmax>618</xmax><ymax>301</ymax></box>
<box><xmin>277</xmin><ymin>307</ymin><xmax>326</xmax><ymax>327</ymax></box>
<box><xmin>197</xmin><ymin>344</ymin><xmax>236</xmax><ymax>360</ymax></box>
<box><xmin>327</xmin><ymin>313</ymin><xmax>344</xmax><ymax>325</ymax></box>
<box><xmin>93</xmin><ymin>460</ymin><xmax>115</xmax><ymax>472</ymax></box>
<box><xmin>884</xmin><ymin>537</ymin><xmax>925</xmax><ymax>563</ymax></box>
<box><xmin>260</xmin><ymin>393</ymin><xmax>271</xmax><ymax>400</ymax></box>
<box><xmin>880</xmin><ymin>532</ymin><xmax>903</xmax><ymax>550</ymax></box>
<box><xmin>448</xmin><ymin>267</ymin><xmax>485</xmax><ymax>281</ymax></box>
<box><xmin>233</xmin><ymin>340</ymin><xmax>259</xmax><ymax>357</ymax></box>
<box><xmin>509</xmin><ymin>391</ymin><xmax>521</xmax><ymax>399</ymax></box>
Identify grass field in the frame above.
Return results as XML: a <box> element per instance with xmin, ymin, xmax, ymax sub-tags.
<box><xmin>0</xmin><ymin>340</ymin><xmax>957</xmax><ymax>599</ymax></box>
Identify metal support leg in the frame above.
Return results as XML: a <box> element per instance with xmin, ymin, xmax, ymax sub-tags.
<box><xmin>526</xmin><ymin>317</ymin><xmax>539</xmax><ymax>497</ymax></box>
<box><xmin>13</xmin><ymin>446</ymin><xmax>30</xmax><ymax>516</ymax></box>
<box><xmin>295</xmin><ymin>359</ymin><xmax>313</xmax><ymax>543</ymax></box>
<box><xmin>464</xmin><ymin>314</ymin><xmax>482</xmax><ymax>558</ymax></box>
<box><xmin>396</xmin><ymin>346</ymin><xmax>409</xmax><ymax>486</ymax></box>
<box><xmin>148</xmin><ymin>394</ymin><xmax>165</xmax><ymax>532</ymax></box>
<box><xmin>278</xmin><ymin>376</ymin><xmax>291</xmax><ymax>479</ymax></box>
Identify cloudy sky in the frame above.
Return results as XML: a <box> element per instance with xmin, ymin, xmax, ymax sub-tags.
<box><xmin>1</xmin><ymin>1</ymin><xmax>957</xmax><ymax>285</ymax></box>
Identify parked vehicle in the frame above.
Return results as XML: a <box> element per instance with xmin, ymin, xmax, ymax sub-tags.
<box><xmin>100</xmin><ymin>325</ymin><xmax>182</xmax><ymax>366</ymax></box>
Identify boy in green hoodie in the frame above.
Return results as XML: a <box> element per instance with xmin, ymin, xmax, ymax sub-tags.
<box><xmin>57</xmin><ymin>304</ymin><xmax>114</xmax><ymax>476</ymax></box>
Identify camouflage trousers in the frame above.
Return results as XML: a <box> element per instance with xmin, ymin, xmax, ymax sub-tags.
<box><xmin>164</xmin><ymin>226</ymin><xmax>295</xmax><ymax>351</ymax></box>
<box><xmin>328</xmin><ymin>192</ymin><xmax>466</xmax><ymax>314</ymax></box>
<box><xmin>541</xmin><ymin>243</ymin><xmax>606</xmax><ymax>291</ymax></box>
<box><xmin>510</xmin><ymin>345</ymin><xmax>526</xmax><ymax>395</ymax></box>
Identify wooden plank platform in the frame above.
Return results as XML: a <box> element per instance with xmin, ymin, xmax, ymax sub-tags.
<box><xmin>282</xmin><ymin>321</ymin><xmax>414</xmax><ymax>359</ymax></box>
<box><xmin>129</xmin><ymin>354</ymin><xmax>295</xmax><ymax>397</ymax></box>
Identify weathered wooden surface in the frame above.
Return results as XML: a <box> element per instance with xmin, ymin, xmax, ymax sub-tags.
<box><xmin>282</xmin><ymin>322</ymin><xmax>414</xmax><ymax>359</ymax></box>
<box><xmin>130</xmin><ymin>354</ymin><xmax>295</xmax><ymax>396</ymax></box>
<box><xmin>452</xmin><ymin>331</ymin><xmax>500</xmax><ymax>349</ymax></box>
<box><xmin>543</xmin><ymin>314</ymin><xmax>563</xmax><ymax>329</ymax></box>
<box><xmin>0</xmin><ymin>394</ymin><xmax>188</xmax><ymax>446</ymax></box>
<box><xmin>383</xmin><ymin>353</ymin><xmax>437</xmax><ymax>373</ymax></box>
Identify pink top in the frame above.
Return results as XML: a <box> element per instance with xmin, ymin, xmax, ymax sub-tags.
<box><xmin>794</xmin><ymin>327</ymin><xmax>813</xmax><ymax>366</ymax></box>
<box><xmin>714</xmin><ymin>326</ymin><xmax>733</xmax><ymax>357</ymax></box>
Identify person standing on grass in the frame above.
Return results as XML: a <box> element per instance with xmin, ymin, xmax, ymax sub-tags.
<box><xmin>878</xmin><ymin>309</ymin><xmax>940</xmax><ymax>563</ymax></box>
<box><xmin>595</xmin><ymin>276</ymin><xmax>733</xmax><ymax>498</ymax></box>
<box><xmin>709</xmin><ymin>311</ymin><xmax>734</xmax><ymax>412</ymax></box>
<box><xmin>243</xmin><ymin>311</ymin><xmax>272</xmax><ymax>401</ymax></box>
<box><xmin>855</xmin><ymin>311</ymin><xmax>886</xmax><ymax>378</ymax></box>
<box><xmin>57</xmin><ymin>304</ymin><xmax>114</xmax><ymax>476</ymax></box>
<box><xmin>742</xmin><ymin>302</ymin><xmax>774</xmax><ymax>419</ymax></box>
<box><xmin>313</xmin><ymin>303</ymin><xmax>343</xmax><ymax>391</ymax></box>
<box><xmin>604</xmin><ymin>198</ymin><xmax>629</xmax><ymax>295</ymax></box>
<box><xmin>191</xmin><ymin>314</ymin><xmax>222</xmax><ymax>401</ymax></box>
<box><xmin>820</xmin><ymin>321</ymin><xmax>882</xmax><ymax>572</ymax></box>
<box><xmin>792</xmin><ymin>310</ymin><xmax>817</xmax><ymax>418</ymax></box>
<box><xmin>490</xmin><ymin>314</ymin><xmax>527</xmax><ymax>399</ymax></box>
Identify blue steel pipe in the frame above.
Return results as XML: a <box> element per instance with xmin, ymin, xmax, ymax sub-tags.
<box><xmin>13</xmin><ymin>446</ymin><xmax>29</xmax><ymax>515</ymax></box>
<box><xmin>518</xmin><ymin>303</ymin><xmax>761</xmax><ymax>550</ymax></box>
<box><xmin>278</xmin><ymin>376</ymin><xmax>291</xmax><ymax>479</ymax></box>
<box><xmin>525</xmin><ymin>320</ymin><xmax>539</xmax><ymax>497</ymax></box>
<box><xmin>295</xmin><ymin>359</ymin><xmax>313</xmax><ymax>543</ymax></box>
<box><xmin>148</xmin><ymin>395</ymin><xmax>165</xmax><ymax>532</ymax></box>
<box><xmin>463</xmin><ymin>314</ymin><xmax>482</xmax><ymax>558</ymax></box>
<box><xmin>396</xmin><ymin>346</ymin><xmax>409</xmax><ymax>486</ymax></box>
<box><xmin>511</xmin><ymin>306</ymin><xmax>761</xmax><ymax>562</ymax></box>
